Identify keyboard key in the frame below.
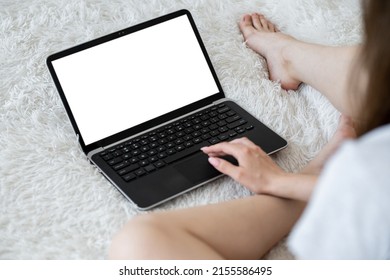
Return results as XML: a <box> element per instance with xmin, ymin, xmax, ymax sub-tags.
<box><xmin>139</xmin><ymin>154</ymin><xmax>148</xmax><ymax>160</ymax></box>
<box><xmin>194</xmin><ymin>124</ymin><xmax>202</xmax><ymax>130</ymax></box>
<box><xmin>108</xmin><ymin>157</ymin><xmax>122</xmax><ymax>166</ymax></box>
<box><xmin>145</xmin><ymin>165</ymin><xmax>156</xmax><ymax>173</ymax></box>
<box><xmin>218</xmin><ymin>134</ymin><xmax>229</xmax><ymax>141</ymax></box>
<box><xmin>122</xmin><ymin>173</ymin><xmax>136</xmax><ymax>182</ymax></box>
<box><xmin>135</xmin><ymin>169</ymin><xmax>146</xmax><ymax>177</ymax></box>
<box><xmin>227</xmin><ymin>119</ymin><xmax>247</xmax><ymax>130</ymax></box>
<box><xmin>193</xmin><ymin>137</ymin><xmax>202</xmax><ymax>143</ymax></box>
<box><xmin>113</xmin><ymin>161</ymin><xmax>130</xmax><ymax>171</ymax></box>
<box><xmin>176</xmin><ymin>145</ymin><xmax>185</xmax><ymax>151</ymax></box>
<box><xmin>219</xmin><ymin>126</ymin><xmax>228</xmax><ymax>133</ymax></box>
<box><xmin>140</xmin><ymin>146</ymin><xmax>149</xmax><ymax>152</ymax></box>
<box><xmin>129</xmin><ymin>157</ymin><xmax>139</xmax><ymax>164</ymax></box>
<box><xmin>102</xmin><ymin>154</ymin><xmax>113</xmax><ymax>161</ymax></box>
<box><xmin>210</xmin><ymin>130</ymin><xmax>219</xmax><ymax>137</ymax></box>
<box><xmin>154</xmin><ymin>161</ymin><xmax>166</xmax><ymax>168</ymax></box>
<box><xmin>227</xmin><ymin>111</ymin><xmax>236</xmax><ymax>116</ymax></box>
<box><xmin>209</xmin><ymin>124</ymin><xmax>218</xmax><ymax>130</ymax></box>
<box><xmin>217</xmin><ymin>106</ymin><xmax>230</xmax><ymax>113</ymax></box>
<box><xmin>149</xmin><ymin>156</ymin><xmax>158</xmax><ymax>162</ymax></box>
<box><xmin>158</xmin><ymin>152</ymin><xmax>167</xmax><ymax>159</ymax></box>
<box><xmin>150</xmin><ymin>142</ymin><xmax>158</xmax><ymax>149</ymax></box>
<box><xmin>226</xmin><ymin>115</ymin><xmax>240</xmax><ymax>123</ymax></box>
<box><xmin>217</xmin><ymin>120</ymin><xmax>227</xmax><ymax>126</ymax></box>
<box><xmin>218</xmin><ymin>114</ymin><xmax>228</xmax><ymax>120</ymax></box>
<box><xmin>131</xmin><ymin>143</ymin><xmax>140</xmax><ymax>149</ymax></box>
<box><xmin>229</xmin><ymin>131</ymin><xmax>238</xmax><ymax>137</ymax></box>
<box><xmin>119</xmin><ymin>164</ymin><xmax>140</xmax><ymax>175</ymax></box>
<box><xmin>184</xmin><ymin>141</ymin><xmax>193</xmax><ymax>148</ymax></box>
<box><xmin>176</xmin><ymin>131</ymin><xmax>185</xmax><ymax>138</ymax></box>
<box><xmin>201</xmin><ymin>133</ymin><xmax>211</xmax><ymax>140</ymax></box>
<box><xmin>192</xmin><ymin>131</ymin><xmax>201</xmax><ymax>137</ymax></box>
<box><xmin>122</xmin><ymin>154</ymin><xmax>131</xmax><ymax>160</ymax></box>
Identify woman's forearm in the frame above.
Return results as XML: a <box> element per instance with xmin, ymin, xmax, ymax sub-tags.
<box><xmin>264</xmin><ymin>173</ymin><xmax>318</xmax><ymax>201</ymax></box>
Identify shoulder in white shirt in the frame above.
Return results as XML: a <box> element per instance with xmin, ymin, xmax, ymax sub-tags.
<box><xmin>288</xmin><ymin>124</ymin><xmax>390</xmax><ymax>259</ymax></box>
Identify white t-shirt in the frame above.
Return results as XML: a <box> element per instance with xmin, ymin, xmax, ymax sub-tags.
<box><xmin>288</xmin><ymin>124</ymin><xmax>390</xmax><ymax>259</ymax></box>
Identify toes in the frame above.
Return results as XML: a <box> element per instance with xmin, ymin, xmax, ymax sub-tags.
<box><xmin>240</xmin><ymin>13</ymin><xmax>278</xmax><ymax>33</ymax></box>
<box><xmin>259</xmin><ymin>14</ymin><xmax>270</xmax><ymax>31</ymax></box>
<box><xmin>239</xmin><ymin>14</ymin><xmax>255</xmax><ymax>37</ymax></box>
<box><xmin>268</xmin><ymin>21</ymin><xmax>276</xmax><ymax>32</ymax></box>
<box><xmin>240</xmin><ymin>14</ymin><xmax>253</xmax><ymax>28</ymax></box>
<box><xmin>251</xmin><ymin>13</ymin><xmax>265</xmax><ymax>30</ymax></box>
<box><xmin>252</xmin><ymin>13</ymin><xmax>278</xmax><ymax>32</ymax></box>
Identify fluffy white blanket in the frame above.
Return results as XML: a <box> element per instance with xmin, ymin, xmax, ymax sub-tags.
<box><xmin>0</xmin><ymin>0</ymin><xmax>362</xmax><ymax>259</ymax></box>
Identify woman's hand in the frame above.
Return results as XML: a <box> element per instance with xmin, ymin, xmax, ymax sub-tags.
<box><xmin>201</xmin><ymin>137</ymin><xmax>317</xmax><ymax>201</ymax></box>
<box><xmin>201</xmin><ymin>137</ymin><xmax>286</xmax><ymax>195</ymax></box>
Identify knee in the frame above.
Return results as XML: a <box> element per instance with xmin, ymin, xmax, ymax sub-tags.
<box><xmin>108</xmin><ymin>214</ymin><xmax>172</xmax><ymax>259</ymax></box>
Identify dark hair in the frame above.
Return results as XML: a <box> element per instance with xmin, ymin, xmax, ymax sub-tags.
<box><xmin>357</xmin><ymin>0</ymin><xmax>390</xmax><ymax>135</ymax></box>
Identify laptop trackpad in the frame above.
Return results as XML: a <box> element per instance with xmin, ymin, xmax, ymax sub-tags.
<box><xmin>174</xmin><ymin>152</ymin><xmax>221</xmax><ymax>184</ymax></box>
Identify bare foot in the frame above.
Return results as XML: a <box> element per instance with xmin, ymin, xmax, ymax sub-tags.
<box><xmin>302</xmin><ymin>115</ymin><xmax>357</xmax><ymax>175</ymax></box>
<box><xmin>239</xmin><ymin>13</ymin><xmax>301</xmax><ymax>90</ymax></box>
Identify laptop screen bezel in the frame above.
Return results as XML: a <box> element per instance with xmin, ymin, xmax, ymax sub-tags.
<box><xmin>46</xmin><ymin>9</ymin><xmax>225</xmax><ymax>154</ymax></box>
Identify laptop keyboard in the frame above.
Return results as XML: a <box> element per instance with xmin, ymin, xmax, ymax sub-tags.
<box><xmin>98</xmin><ymin>103</ymin><xmax>254</xmax><ymax>182</ymax></box>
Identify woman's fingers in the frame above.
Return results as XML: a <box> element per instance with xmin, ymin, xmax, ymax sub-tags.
<box><xmin>208</xmin><ymin>157</ymin><xmax>242</xmax><ymax>181</ymax></box>
<box><xmin>201</xmin><ymin>141</ymin><xmax>244</xmax><ymax>160</ymax></box>
<box><xmin>201</xmin><ymin>137</ymin><xmax>284</xmax><ymax>194</ymax></box>
<box><xmin>202</xmin><ymin>137</ymin><xmax>258</xmax><ymax>157</ymax></box>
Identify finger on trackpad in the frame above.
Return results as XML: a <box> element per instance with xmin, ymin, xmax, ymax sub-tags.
<box><xmin>174</xmin><ymin>152</ymin><xmax>237</xmax><ymax>184</ymax></box>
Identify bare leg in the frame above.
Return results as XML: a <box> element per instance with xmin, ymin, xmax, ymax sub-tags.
<box><xmin>109</xmin><ymin>195</ymin><xmax>305</xmax><ymax>259</ymax></box>
<box><xmin>239</xmin><ymin>14</ymin><xmax>360</xmax><ymax>117</ymax></box>
<box><xmin>301</xmin><ymin>115</ymin><xmax>356</xmax><ymax>174</ymax></box>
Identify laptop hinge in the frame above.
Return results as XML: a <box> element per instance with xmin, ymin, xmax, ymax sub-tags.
<box><xmin>87</xmin><ymin>147</ymin><xmax>105</xmax><ymax>158</ymax></box>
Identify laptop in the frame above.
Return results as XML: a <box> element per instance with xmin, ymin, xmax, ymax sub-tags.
<box><xmin>47</xmin><ymin>9</ymin><xmax>287</xmax><ymax>210</ymax></box>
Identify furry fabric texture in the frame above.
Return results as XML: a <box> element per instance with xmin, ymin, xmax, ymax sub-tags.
<box><xmin>1</xmin><ymin>0</ymin><xmax>362</xmax><ymax>259</ymax></box>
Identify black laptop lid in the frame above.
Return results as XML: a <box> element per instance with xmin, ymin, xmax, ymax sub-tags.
<box><xmin>47</xmin><ymin>10</ymin><xmax>224</xmax><ymax>153</ymax></box>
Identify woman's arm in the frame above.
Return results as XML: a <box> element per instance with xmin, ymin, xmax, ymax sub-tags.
<box><xmin>266</xmin><ymin>172</ymin><xmax>318</xmax><ymax>201</ymax></box>
<box><xmin>202</xmin><ymin>137</ymin><xmax>317</xmax><ymax>201</ymax></box>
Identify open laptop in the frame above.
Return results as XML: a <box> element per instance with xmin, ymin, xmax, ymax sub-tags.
<box><xmin>47</xmin><ymin>9</ymin><xmax>287</xmax><ymax>210</ymax></box>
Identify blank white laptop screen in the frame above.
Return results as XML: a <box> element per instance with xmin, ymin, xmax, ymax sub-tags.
<box><xmin>52</xmin><ymin>15</ymin><xmax>219</xmax><ymax>145</ymax></box>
